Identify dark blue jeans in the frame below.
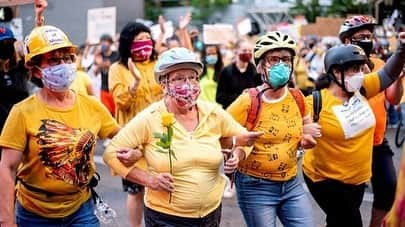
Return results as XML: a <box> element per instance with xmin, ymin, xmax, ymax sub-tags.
<box><xmin>235</xmin><ymin>171</ymin><xmax>314</xmax><ymax>227</ymax></box>
<box><xmin>144</xmin><ymin>204</ymin><xmax>221</xmax><ymax>227</ymax></box>
<box><xmin>16</xmin><ymin>198</ymin><xmax>99</xmax><ymax>227</ymax></box>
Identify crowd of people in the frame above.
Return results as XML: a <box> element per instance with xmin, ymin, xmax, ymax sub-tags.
<box><xmin>1</xmin><ymin>1</ymin><xmax>405</xmax><ymax>227</ymax></box>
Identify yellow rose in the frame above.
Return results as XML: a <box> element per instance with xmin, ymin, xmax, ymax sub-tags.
<box><xmin>161</xmin><ymin>112</ymin><xmax>175</xmax><ymax>127</ymax></box>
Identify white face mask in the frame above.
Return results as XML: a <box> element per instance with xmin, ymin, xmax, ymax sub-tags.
<box><xmin>345</xmin><ymin>72</ymin><xmax>364</xmax><ymax>92</ymax></box>
<box><xmin>37</xmin><ymin>63</ymin><xmax>77</xmax><ymax>92</ymax></box>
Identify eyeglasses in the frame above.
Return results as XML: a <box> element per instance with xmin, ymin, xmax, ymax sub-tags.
<box><xmin>168</xmin><ymin>73</ymin><xmax>199</xmax><ymax>85</ymax></box>
<box><xmin>43</xmin><ymin>53</ymin><xmax>76</xmax><ymax>66</ymax></box>
<box><xmin>264</xmin><ymin>55</ymin><xmax>293</xmax><ymax>65</ymax></box>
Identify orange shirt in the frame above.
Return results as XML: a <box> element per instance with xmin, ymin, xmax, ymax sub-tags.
<box><xmin>367</xmin><ymin>57</ymin><xmax>386</xmax><ymax>145</ymax></box>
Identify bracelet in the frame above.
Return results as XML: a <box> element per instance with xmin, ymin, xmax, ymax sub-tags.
<box><xmin>231</xmin><ymin>136</ymin><xmax>236</xmax><ymax>151</ymax></box>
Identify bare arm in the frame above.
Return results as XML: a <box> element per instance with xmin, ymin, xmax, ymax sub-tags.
<box><xmin>125</xmin><ymin>167</ymin><xmax>174</xmax><ymax>193</ymax></box>
<box><xmin>178</xmin><ymin>12</ymin><xmax>193</xmax><ymax>51</ymax></box>
<box><xmin>34</xmin><ymin>0</ymin><xmax>47</xmax><ymax>27</ymax></box>
<box><xmin>220</xmin><ymin>131</ymin><xmax>263</xmax><ymax>148</ymax></box>
<box><xmin>155</xmin><ymin>15</ymin><xmax>166</xmax><ymax>54</ymax></box>
<box><xmin>0</xmin><ymin>148</ymin><xmax>23</xmax><ymax>226</ymax></box>
<box><xmin>385</xmin><ymin>75</ymin><xmax>404</xmax><ymax>105</ymax></box>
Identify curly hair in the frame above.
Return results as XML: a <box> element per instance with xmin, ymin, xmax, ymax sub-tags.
<box><xmin>118</xmin><ymin>22</ymin><xmax>157</xmax><ymax>67</ymax></box>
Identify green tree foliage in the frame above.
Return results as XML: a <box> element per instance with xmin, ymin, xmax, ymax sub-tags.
<box><xmin>289</xmin><ymin>0</ymin><xmax>322</xmax><ymax>23</ymax></box>
<box><xmin>145</xmin><ymin>0</ymin><xmax>163</xmax><ymax>21</ymax></box>
<box><xmin>191</xmin><ymin>0</ymin><xmax>231</xmax><ymax>24</ymax></box>
<box><xmin>287</xmin><ymin>0</ymin><xmax>370</xmax><ymax>23</ymax></box>
<box><xmin>327</xmin><ymin>0</ymin><xmax>369</xmax><ymax>17</ymax></box>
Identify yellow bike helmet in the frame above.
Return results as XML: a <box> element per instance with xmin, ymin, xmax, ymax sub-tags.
<box><xmin>24</xmin><ymin>25</ymin><xmax>76</xmax><ymax>65</ymax></box>
<box><xmin>253</xmin><ymin>31</ymin><xmax>296</xmax><ymax>66</ymax></box>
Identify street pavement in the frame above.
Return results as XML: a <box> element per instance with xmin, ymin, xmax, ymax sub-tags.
<box><xmin>94</xmin><ymin>127</ymin><xmax>405</xmax><ymax>227</ymax></box>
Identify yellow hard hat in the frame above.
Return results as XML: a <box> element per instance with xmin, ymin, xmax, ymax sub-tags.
<box><xmin>24</xmin><ymin>25</ymin><xmax>76</xmax><ymax>64</ymax></box>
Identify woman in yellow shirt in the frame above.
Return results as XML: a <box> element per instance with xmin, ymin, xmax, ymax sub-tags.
<box><xmin>226</xmin><ymin>31</ymin><xmax>318</xmax><ymax>227</ymax></box>
<box><xmin>303</xmin><ymin>36</ymin><xmax>405</xmax><ymax>227</ymax></box>
<box><xmin>108</xmin><ymin>22</ymin><xmax>162</xmax><ymax>227</ymax></box>
<box><xmin>0</xmin><ymin>25</ymin><xmax>119</xmax><ymax>227</ymax></box>
<box><xmin>104</xmin><ymin>47</ymin><xmax>260</xmax><ymax>227</ymax></box>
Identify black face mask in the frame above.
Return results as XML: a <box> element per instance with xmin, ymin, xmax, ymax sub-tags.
<box><xmin>351</xmin><ymin>40</ymin><xmax>373</xmax><ymax>57</ymax></box>
<box><xmin>0</xmin><ymin>41</ymin><xmax>15</xmax><ymax>60</ymax></box>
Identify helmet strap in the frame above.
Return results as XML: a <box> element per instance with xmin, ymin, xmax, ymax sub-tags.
<box><xmin>331</xmin><ymin>66</ymin><xmax>354</xmax><ymax>96</ymax></box>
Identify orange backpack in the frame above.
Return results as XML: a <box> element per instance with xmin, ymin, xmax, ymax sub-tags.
<box><xmin>245</xmin><ymin>87</ymin><xmax>306</xmax><ymax>131</ymax></box>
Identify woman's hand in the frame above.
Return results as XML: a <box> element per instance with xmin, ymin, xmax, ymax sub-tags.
<box><xmin>116</xmin><ymin>147</ymin><xmax>142</xmax><ymax>167</ymax></box>
<box><xmin>303</xmin><ymin>122</ymin><xmax>321</xmax><ymax>138</ymax></box>
<box><xmin>179</xmin><ymin>12</ymin><xmax>191</xmax><ymax>30</ymax></box>
<box><xmin>128</xmin><ymin>58</ymin><xmax>141</xmax><ymax>95</ymax></box>
<box><xmin>147</xmin><ymin>173</ymin><xmax>175</xmax><ymax>192</ymax></box>
<box><xmin>301</xmin><ymin>134</ymin><xmax>317</xmax><ymax>149</ymax></box>
<box><xmin>236</xmin><ymin>131</ymin><xmax>264</xmax><ymax>146</ymax></box>
<box><xmin>224</xmin><ymin>147</ymin><xmax>245</xmax><ymax>174</ymax></box>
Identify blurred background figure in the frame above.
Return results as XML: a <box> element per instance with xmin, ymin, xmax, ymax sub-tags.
<box><xmin>95</xmin><ymin>33</ymin><xmax>119</xmax><ymax>116</ymax></box>
<box><xmin>216</xmin><ymin>39</ymin><xmax>261</xmax><ymax>109</ymax></box>
<box><xmin>108</xmin><ymin>21</ymin><xmax>162</xmax><ymax>227</ymax></box>
<box><xmin>199</xmin><ymin>44</ymin><xmax>223</xmax><ymax>103</ymax></box>
<box><xmin>0</xmin><ymin>25</ymin><xmax>29</xmax><ymax>159</ymax></box>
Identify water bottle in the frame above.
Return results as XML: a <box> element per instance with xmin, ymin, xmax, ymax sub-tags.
<box><xmin>94</xmin><ymin>196</ymin><xmax>117</xmax><ymax>224</ymax></box>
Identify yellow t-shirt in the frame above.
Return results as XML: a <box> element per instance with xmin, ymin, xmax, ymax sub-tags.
<box><xmin>70</xmin><ymin>70</ymin><xmax>92</xmax><ymax>95</ymax></box>
<box><xmin>109</xmin><ymin>61</ymin><xmax>163</xmax><ymax>126</ymax></box>
<box><xmin>199</xmin><ymin>67</ymin><xmax>218</xmax><ymax>103</ymax></box>
<box><xmin>303</xmin><ymin>72</ymin><xmax>381</xmax><ymax>185</ymax></box>
<box><xmin>0</xmin><ymin>92</ymin><xmax>118</xmax><ymax>218</ymax></box>
<box><xmin>227</xmin><ymin>87</ymin><xmax>309</xmax><ymax>181</ymax></box>
<box><xmin>103</xmin><ymin>100</ymin><xmax>249</xmax><ymax>218</ymax></box>
<box><xmin>109</xmin><ymin>61</ymin><xmax>162</xmax><ymax>170</ymax></box>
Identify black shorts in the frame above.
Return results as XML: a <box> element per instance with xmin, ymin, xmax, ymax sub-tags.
<box><xmin>371</xmin><ymin>138</ymin><xmax>397</xmax><ymax>211</ymax></box>
<box><xmin>122</xmin><ymin>178</ymin><xmax>144</xmax><ymax>194</ymax></box>
<box><xmin>144</xmin><ymin>204</ymin><xmax>221</xmax><ymax>227</ymax></box>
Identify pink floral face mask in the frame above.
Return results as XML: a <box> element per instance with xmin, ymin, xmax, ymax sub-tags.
<box><xmin>130</xmin><ymin>39</ymin><xmax>153</xmax><ymax>62</ymax></box>
<box><xmin>166</xmin><ymin>82</ymin><xmax>200</xmax><ymax>109</ymax></box>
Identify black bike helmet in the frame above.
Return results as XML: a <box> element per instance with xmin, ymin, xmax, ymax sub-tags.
<box><xmin>324</xmin><ymin>44</ymin><xmax>367</xmax><ymax>73</ymax></box>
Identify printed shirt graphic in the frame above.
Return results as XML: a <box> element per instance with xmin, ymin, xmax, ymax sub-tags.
<box><xmin>227</xmin><ymin>88</ymin><xmax>310</xmax><ymax>181</ymax></box>
<box><xmin>303</xmin><ymin>72</ymin><xmax>381</xmax><ymax>185</ymax></box>
<box><xmin>37</xmin><ymin>119</ymin><xmax>95</xmax><ymax>186</ymax></box>
<box><xmin>0</xmin><ymin>92</ymin><xmax>118</xmax><ymax>218</ymax></box>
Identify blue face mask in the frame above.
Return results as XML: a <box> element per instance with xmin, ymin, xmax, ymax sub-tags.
<box><xmin>267</xmin><ymin>62</ymin><xmax>291</xmax><ymax>89</ymax></box>
<box><xmin>205</xmin><ymin>55</ymin><xmax>218</xmax><ymax>65</ymax></box>
<box><xmin>38</xmin><ymin>63</ymin><xmax>77</xmax><ymax>92</ymax></box>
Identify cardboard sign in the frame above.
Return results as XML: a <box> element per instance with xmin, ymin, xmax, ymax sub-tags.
<box><xmin>87</xmin><ymin>6</ymin><xmax>116</xmax><ymax>44</ymax></box>
<box><xmin>332</xmin><ymin>93</ymin><xmax>375</xmax><ymax>139</ymax></box>
<box><xmin>203</xmin><ymin>24</ymin><xmax>235</xmax><ymax>45</ymax></box>
<box><xmin>237</xmin><ymin>18</ymin><xmax>251</xmax><ymax>36</ymax></box>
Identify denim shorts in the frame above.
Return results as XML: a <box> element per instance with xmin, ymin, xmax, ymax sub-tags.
<box><xmin>144</xmin><ymin>204</ymin><xmax>222</xmax><ymax>227</ymax></box>
<box><xmin>235</xmin><ymin>171</ymin><xmax>313</xmax><ymax>227</ymax></box>
<box><xmin>16</xmin><ymin>198</ymin><xmax>99</xmax><ymax>227</ymax></box>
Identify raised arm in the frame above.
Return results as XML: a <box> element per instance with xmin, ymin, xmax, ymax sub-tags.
<box><xmin>378</xmin><ymin>32</ymin><xmax>405</xmax><ymax>91</ymax></box>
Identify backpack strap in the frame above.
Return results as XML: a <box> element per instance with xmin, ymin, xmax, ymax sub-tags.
<box><xmin>288</xmin><ymin>88</ymin><xmax>305</xmax><ymax>118</ymax></box>
<box><xmin>246</xmin><ymin>87</ymin><xmax>306</xmax><ymax>130</ymax></box>
<box><xmin>312</xmin><ymin>90</ymin><xmax>322</xmax><ymax>122</ymax></box>
<box><xmin>246</xmin><ymin>87</ymin><xmax>261</xmax><ymax>131</ymax></box>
